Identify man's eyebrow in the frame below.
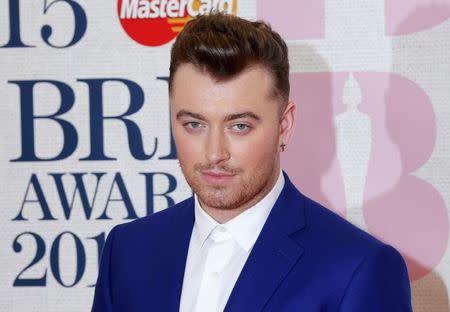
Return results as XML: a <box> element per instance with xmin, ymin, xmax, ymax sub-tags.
<box><xmin>176</xmin><ymin>110</ymin><xmax>206</xmax><ymax>121</ymax></box>
<box><xmin>224</xmin><ymin>112</ymin><xmax>261</xmax><ymax>122</ymax></box>
<box><xmin>176</xmin><ymin>110</ymin><xmax>261</xmax><ymax>122</ymax></box>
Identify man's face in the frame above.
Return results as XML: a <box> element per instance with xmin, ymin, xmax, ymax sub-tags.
<box><xmin>170</xmin><ymin>63</ymin><xmax>295</xmax><ymax>215</ymax></box>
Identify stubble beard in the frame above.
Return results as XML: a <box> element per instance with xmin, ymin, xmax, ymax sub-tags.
<box><xmin>179</xmin><ymin>160</ymin><xmax>278</xmax><ymax>212</ymax></box>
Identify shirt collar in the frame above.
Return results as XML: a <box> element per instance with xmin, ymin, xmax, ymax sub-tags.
<box><xmin>193</xmin><ymin>170</ymin><xmax>285</xmax><ymax>252</ymax></box>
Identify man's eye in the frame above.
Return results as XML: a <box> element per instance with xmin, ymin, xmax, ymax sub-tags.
<box><xmin>185</xmin><ymin>121</ymin><xmax>202</xmax><ymax>129</ymax></box>
<box><xmin>231</xmin><ymin>123</ymin><xmax>250</xmax><ymax>132</ymax></box>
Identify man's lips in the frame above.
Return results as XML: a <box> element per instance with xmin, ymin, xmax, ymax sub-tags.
<box><xmin>201</xmin><ymin>170</ymin><xmax>236</xmax><ymax>184</ymax></box>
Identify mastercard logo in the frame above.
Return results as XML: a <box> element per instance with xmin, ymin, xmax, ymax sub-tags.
<box><xmin>118</xmin><ymin>0</ymin><xmax>238</xmax><ymax>47</ymax></box>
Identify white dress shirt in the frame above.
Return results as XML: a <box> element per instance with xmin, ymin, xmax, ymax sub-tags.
<box><xmin>179</xmin><ymin>171</ymin><xmax>285</xmax><ymax>312</ymax></box>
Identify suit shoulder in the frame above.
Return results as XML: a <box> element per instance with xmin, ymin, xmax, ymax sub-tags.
<box><xmin>295</xmin><ymin>193</ymin><xmax>409</xmax><ymax>290</ymax></box>
<box><xmin>300</xmin><ymin>194</ymin><xmax>385</xmax><ymax>255</ymax></box>
<box><xmin>111</xmin><ymin>197</ymin><xmax>193</xmax><ymax>238</ymax></box>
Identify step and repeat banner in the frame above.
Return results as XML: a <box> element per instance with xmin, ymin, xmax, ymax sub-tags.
<box><xmin>1</xmin><ymin>1</ymin><xmax>449</xmax><ymax>311</ymax></box>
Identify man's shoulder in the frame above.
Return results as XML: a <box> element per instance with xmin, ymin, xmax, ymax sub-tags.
<box><xmin>111</xmin><ymin>196</ymin><xmax>193</xmax><ymax>240</ymax></box>
<box><xmin>285</xmin><ymin>191</ymin><xmax>410</xmax><ymax>297</ymax></box>
<box><xmin>295</xmin><ymin>192</ymin><xmax>403</xmax><ymax>269</ymax></box>
<box><xmin>307</xmin><ymin>196</ymin><xmax>379</xmax><ymax>241</ymax></box>
<box><xmin>282</xmin><ymin>174</ymin><xmax>380</xmax><ymax>249</ymax></box>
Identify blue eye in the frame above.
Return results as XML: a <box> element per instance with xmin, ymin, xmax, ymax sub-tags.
<box><xmin>184</xmin><ymin>121</ymin><xmax>203</xmax><ymax>132</ymax></box>
<box><xmin>232</xmin><ymin>123</ymin><xmax>250</xmax><ymax>132</ymax></box>
<box><xmin>188</xmin><ymin>122</ymin><xmax>201</xmax><ymax>128</ymax></box>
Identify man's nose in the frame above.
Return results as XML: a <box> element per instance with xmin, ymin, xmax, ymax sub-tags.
<box><xmin>205</xmin><ymin>128</ymin><xmax>230</xmax><ymax>164</ymax></box>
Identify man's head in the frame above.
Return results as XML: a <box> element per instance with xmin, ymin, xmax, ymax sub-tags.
<box><xmin>169</xmin><ymin>13</ymin><xmax>296</xmax><ymax>221</ymax></box>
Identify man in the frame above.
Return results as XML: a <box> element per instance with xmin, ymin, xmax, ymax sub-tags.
<box><xmin>92</xmin><ymin>13</ymin><xmax>412</xmax><ymax>312</ymax></box>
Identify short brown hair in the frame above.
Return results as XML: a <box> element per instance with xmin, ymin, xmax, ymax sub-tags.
<box><xmin>169</xmin><ymin>12</ymin><xmax>290</xmax><ymax>105</ymax></box>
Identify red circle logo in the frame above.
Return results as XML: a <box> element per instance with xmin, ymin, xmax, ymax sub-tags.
<box><xmin>118</xmin><ymin>0</ymin><xmax>238</xmax><ymax>47</ymax></box>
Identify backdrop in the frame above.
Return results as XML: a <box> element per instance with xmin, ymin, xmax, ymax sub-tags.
<box><xmin>1</xmin><ymin>1</ymin><xmax>449</xmax><ymax>311</ymax></box>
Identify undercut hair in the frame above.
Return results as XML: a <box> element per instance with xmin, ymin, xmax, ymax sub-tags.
<box><xmin>169</xmin><ymin>12</ymin><xmax>290</xmax><ymax>107</ymax></box>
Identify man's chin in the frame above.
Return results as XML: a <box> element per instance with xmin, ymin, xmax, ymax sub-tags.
<box><xmin>196</xmin><ymin>190</ymin><xmax>239</xmax><ymax>210</ymax></box>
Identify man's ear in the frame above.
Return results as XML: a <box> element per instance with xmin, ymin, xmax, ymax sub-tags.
<box><xmin>279</xmin><ymin>101</ymin><xmax>296</xmax><ymax>152</ymax></box>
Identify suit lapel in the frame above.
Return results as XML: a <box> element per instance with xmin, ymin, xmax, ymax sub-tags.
<box><xmin>224</xmin><ymin>174</ymin><xmax>307</xmax><ymax>312</ymax></box>
<box><xmin>153</xmin><ymin>198</ymin><xmax>195</xmax><ymax>312</ymax></box>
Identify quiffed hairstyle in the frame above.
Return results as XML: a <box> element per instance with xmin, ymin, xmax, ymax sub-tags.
<box><xmin>169</xmin><ymin>12</ymin><xmax>290</xmax><ymax>106</ymax></box>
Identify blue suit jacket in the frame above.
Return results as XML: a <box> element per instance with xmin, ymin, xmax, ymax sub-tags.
<box><xmin>92</xmin><ymin>174</ymin><xmax>412</xmax><ymax>311</ymax></box>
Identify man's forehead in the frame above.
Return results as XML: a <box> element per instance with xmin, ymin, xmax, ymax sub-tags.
<box><xmin>171</xmin><ymin>63</ymin><xmax>276</xmax><ymax>97</ymax></box>
<box><xmin>169</xmin><ymin>63</ymin><xmax>285</xmax><ymax>117</ymax></box>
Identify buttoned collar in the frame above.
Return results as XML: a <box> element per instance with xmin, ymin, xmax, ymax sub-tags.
<box><xmin>193</xmin><ymin>171</ymin><xmax>285</xmax><ymax>252</ymax></box>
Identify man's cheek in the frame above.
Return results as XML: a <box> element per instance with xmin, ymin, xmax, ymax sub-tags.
<box><xmin>233</xmin><ymin>142</ymin><xmax>267</xmax><ymax>168</ymax></box>
<box><xmin>246</xmin><ymin>135</ymin><xmax>277</xmax><ymax>157</ymax></box>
